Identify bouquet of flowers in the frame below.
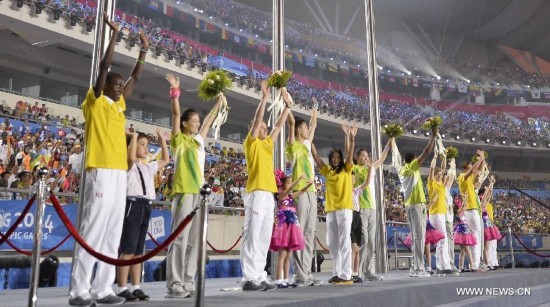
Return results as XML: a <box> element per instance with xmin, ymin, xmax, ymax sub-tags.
<box><xmin>197</xmin><ymin>70</ymin><xmax>232</xmax><ymax>101</ymax></box>
<box><xmin>422</xmin><ymin>116</ymin><xmax>443</xmax><ymax>131</ymax></box>
<box><xmin>471</xmin><ymin>151</ymin><xmax>489</xmax><ymax>163</ymax></box>
<box><xmin>446</xmin><ymin>146</ymin><xmax>459</xmax><ymax>160</ymax></box>
<box><xmin>383</xmin><ymin>123</ymin><xmax>404</xmax><ymax>138</ymax></box>
<box><xmin>267</xmin><ymin>70</ymin><xmax>292</xmax><ymax>89</ymax></box>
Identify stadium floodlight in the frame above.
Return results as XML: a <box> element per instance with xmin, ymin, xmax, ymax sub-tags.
<box><xmin>455</xmin><ymin>135</ymin><xmax>460</xmax><ymax>140</ymax></box>
<box><xmin>485</xmin><ymin>138</ymin><xmax>490</xmax><ymax>143</ymax></box>
<box><xmin>532</xmin><ymin>142</ymin><xmax>537</xmax><ymax>147</ymax></box>
<box><xmin>412</xmin><ymin>129</ymin><xmax>418</xmax><ymax>135</ymax></box>
<box><xmin>424</xmin><ymin>131</ymin><xmax>430</xmax><ymax>137</ymax></box>
<box><xmin>470</xmin><ymin>137</ymin><xmax>476</xmax><ymax>142</ymax></box>
<box><xmin>501</xmin><ymin>140</ymin><xmax>506</xmax><ymax>145</ymax></box>
<box><xmin>441</xmin><ymin>133</ymin><xmax>445</xmax><ymax>138</ymax></box>
<box><xmin>517</xmin><ymin>141</ymin><xmax>522</xmax><ymax>146</ymax></box>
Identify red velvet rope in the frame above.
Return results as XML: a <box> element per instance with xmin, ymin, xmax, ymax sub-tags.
<box><xmin>0</xmin><ymin>195</ymin><xmax>37</xmax><ymax>245</ymax></box>
<box><xmin>50</xmin><ymin>193</ymin><xmax>195</xmax><ymax>266</ymax></box>
<box><xmin>512</xmin><ymin>233</ymin><xmax>550</xmax><ymax>258</ymax></box>
<box><xmin>315</xmin><ymin>236</ymin><xmax>329</xmax><ymax>252</ymax></box>
<box><xmin>207</xmin><ymin>235</ymin><xmax>242</xmax><ymax>253</ymax></box>
<box><xmin>147</xmin><ymin>232</ymin><xmax>168</xmax><ymax>252</ymax></box>
<box><xmin>398</xmin><ymin>237</ymin><xmax>413</xmax><ymax>252</ymax></box>
<box><xmin>4</xmin><ymin>234</ymin><xmax>71</xmax><ymax>256</ymax></box>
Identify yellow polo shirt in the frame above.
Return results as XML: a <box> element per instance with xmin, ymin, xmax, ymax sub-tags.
<box><xmin>321</xmin><ymin>163</ymin><xmax>353</xmax><ymax>212</ymax></box>
<box><xmin>457</xmin><ymin>173</ymin><xmax>478</xmax><ymax>210</ymax></box>
<box><xmin>82</xmin><ymin>88</ymin><xmax>127</xmax><ymax>170</ymax></box>
<box><xmin>244</xmin><ymin>133</ymin><xmax>277</xmax><ymax>193</ymax></box>
<box><xmin>428</xmin><ymin>180</ymin><xmax>447</xmax><ymax>215</ymax></box>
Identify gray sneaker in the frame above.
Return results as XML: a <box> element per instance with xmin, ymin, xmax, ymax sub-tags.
<box><xmin>295</xmin><ymin>280</ymin><xmax>313</xmax><ymax>287</ymax></box>
<box><xmin>261</xmin><ymin>281</ymin><xmax>277</xmax><ymax>291</ymax></box>
<box><xmin>68</xmin><ymin>293</ymin><xmax>95</xmax><ymax>307</ymax></box>
<box><xmin>310</xmin><ymin>278</ymin><xmax>325</xmax><ymax>286</ymax></box>
<box><xmin>365</xmin><ymin>273</ymin><xmax>383</xmax><ymax>281</ymax></box>
<box><xmin>242</xmin><ymin>280</ymin><xmax>265</xmax><ymax>291</ymax></box>
<box><xmin>165</xmin><ymin>283</ymin><xmax>191</xmax><ymax>298</ymax></box>
<box><xmin>95</xmin><ymin>294</ymin><xmax>125</xmax><ymax>305</ymax></box>
<box><xmin>183</xmin><ymin>282</ymin><xmax>196</xmax><ymax>294</ymax></box>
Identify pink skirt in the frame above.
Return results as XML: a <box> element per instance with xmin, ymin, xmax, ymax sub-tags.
<box><xmin>270</xmin><ymin>222</ymin><xmax>305</xmax><ymax>251</ymax></box>
<box><xmin>484</xmin><ymin>226</ymin><xmax>502</xmax><ymax>241</ymax></box>
<box><xmin>454</xmin><ymin>233</ymin><xmax>477</xmax><ymax>246</ymax></box>
<box><xmin>403</xmin><ymin>230</ymin><xmax>444</xmax><ymax>247</ymax></box>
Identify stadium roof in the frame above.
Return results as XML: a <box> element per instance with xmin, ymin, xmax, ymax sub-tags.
<box><xmin>234</xmin><ymin>0</ymin><xmax>550</xmax><ymax>61</ymax></box>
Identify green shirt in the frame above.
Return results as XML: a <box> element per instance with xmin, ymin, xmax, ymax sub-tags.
<box><xmin>171</xmin><ymin>133</ymin><xmax>202</xmax><ymax>194</ymax></box>
<box><xmin>399</xmin><ymin>159</ymin><xmax>426</xmax><ymax>206</ymax></box>
<box><xmin>286</xmin><ymin>140</ymin><xmax>315</xmax><ymax>192</ymax></box>
<box><xmin>352</xmin><ymin>164</ymin><xmax>375</xmax><ymax>209</ymax></box>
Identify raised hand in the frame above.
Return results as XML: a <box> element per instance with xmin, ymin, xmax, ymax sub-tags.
<box><xmin>350</xmin><ymin>125</ymin><xmax>358</xmax><ymax>138</ymax></box>
<box><xmin>341</xmin><ymin>124</ymin><xmax>350</xmax><ymax>135</ymax></box>
<box><xmin>261</xmin><ymin>80</ymin><xmax>270</xmax><ymax>98</ymax></box>
<box><xmin>139</xmin><ymin>31</ymin><xmax>149</xmax><ymax>50</ymax></box>
<box><xmin>165</xmin><ymin>73</ymin><xmax>180</xmax><ymax>88</ymax></box>
<box><xmin>156</xmin><ymin>128</ymin><xmax>164</xmax><ymax>141</ymax></box>
<box><xmin>103</xmin><ymin>12</ymin><xmax>119</xmax><ymax>32</ymax></box>
<box><xmin>282</xmin><ymin>88</ymin><xmax>291</xmax><ymax>107</ymax></box>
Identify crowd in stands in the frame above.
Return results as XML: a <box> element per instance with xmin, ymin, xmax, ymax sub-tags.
<box><xmin>20</xmin><ymin>0</ymin><xmax>550</xmax><ymax>145</ymax></box>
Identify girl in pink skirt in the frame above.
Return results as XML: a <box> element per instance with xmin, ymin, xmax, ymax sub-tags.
<box><xmin>453</xmin><ymin>194</ymin><xmax>476</xmax><ymax>272</ymax></box>
<box><xmin>270</xmin><ymin>171</ymin><xmax>313</xmax><ymax>288</ymax></box>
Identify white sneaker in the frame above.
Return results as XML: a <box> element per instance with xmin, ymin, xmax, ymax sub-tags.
<box><xmin>165</xmin><ymin>283</ymin><xmax>191</xmax><ymax>298</ymax></box>
<box><xmin>365</xmin><ymin>273</ymin><xmax>383</xmax><ymax>281</ymax></box>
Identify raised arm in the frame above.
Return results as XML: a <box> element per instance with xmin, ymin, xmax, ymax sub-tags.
<box><xmin>279</xmin><ymin>175</ymin><xmax>306</xmax><ymax>199</ymax></box>
<box><xmin>199</xmin><ymin>97</ymin><xmax>222</xmax><ymax>140</ymax></box>
<box><xmin>308</xmin><ymin>100</ymin><xmax>318</xmax><ymax>142</ymax></box>
<box><xmin>464</xmin><ymin>150</ymin><xmax>485</xmax><ymax>179</ymax></box>
<box><xmin>428</xmin><ymin>154</ymin><xmax>437</xmax><ymax>182</ymax></box>
<box><xmin>127</xmin><ymin>131</ymin><xmax>138</xmax><ymax>170</ymax></box>
<box><xmin>417</xmin><ymin>127</ymin><xmax>437</xmax><ymax>165</ymax></box>
<box><xmin>358</xmin><ymin>162</ymin><xmax>374</xmax><ymax>191</ymax></box>
<box><xmin>123</xmin><ymin>31</ymin><xmax>149</xmax><ymax>100</ymax></box>
<box><xmin>287</xmin><ymin>109</ymin><xmax>296</xmax><ymax>145</ymax></box>
<box><xmin>270</xmin><ymin>88</ymin><xmax>292</xmax><ymax>140</ymax></box>
<box><xmin>93</xmin><ymin>13</ymin><xmax>119</xmax><ymax>98</ymax></box>
<box><xmin>372</xmin><ymin>138</ymin><xmax>393</xmax><ymax>169</ymax></box>
<box><xmin>165</xmin><ymin>74</ymin><xmax>181</xmax><ymax>136</ymax></box>
<box><xmin>311</xmin><ymin>142</ymin><xmax>325</xmax><ymax>169</ymax></box>
<box><xmin>250</xmin><ymin>80</ymin><xmax>270</xmax><ymax>139</ymax></box>
<box><xmin>291</xmin><ymin>179</ymin><xmax>315</xmax><ymax>199</ymax></box>
<box><xmin>157</xmin><ymin>129</ymin><xmax>170</xmax><ymax>170</ymax></box>
<box><xmin>346</xmin><ymin>125</ymin><xmax>358</xmax><ymax>166</ymax></box>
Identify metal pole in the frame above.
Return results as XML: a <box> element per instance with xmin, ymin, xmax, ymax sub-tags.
<box><xmin>313</xmin><ymin>230</ymin><xmax>318</xmax><ymax>272</ymax></box>
<box><xmin>271</xmin><ymin>0</ymin><xmax>285</xmax><ymax>281</ymax></box>
<box><xmin>393</xmin><ymin>227</ymin><xmax>398</xmax><ymax>270</ymax></box>
<box><xmin>508</xmin><ymin>227</ymin><xmax>515</xmax><ymax>269</ymax></box>
<box><xmin>28</xmin><ymin>167</ymin><xmax>49</xmax><ymax>307</ymax></box>
<box><xmin>196</xmin><ymin>184</ymin><xmax>211</xmax><ymax>307</ymax></box>
<box><xmin>70</xmin><ymin>0</ymin><xmax>114</xmax><ymax>294</ymax></box>
<box><xmin>364</xmin><ymin>0</ymin><xmax>387</xmax><ymax>274</ymax></box>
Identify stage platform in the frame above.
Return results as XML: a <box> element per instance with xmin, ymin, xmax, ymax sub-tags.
<box><xmin>2</xmin><ymin>269</ymin><xmax>549</xmax><ymax>307</ymax></box>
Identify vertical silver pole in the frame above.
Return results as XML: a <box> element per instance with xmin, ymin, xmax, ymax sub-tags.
<box><xmin>271</xmin><ymin>0</ymin><xmax>285</xmax><ymax>281</ymax></box>
<box><xmin>508</xmin><ymin>227</ymin><xmax>515</xmax><ymax>269</ymax></box>
<box><xmin>71</xmin><ymin>0</ymin><xmax>115</xmax><ymax>294</ymax></box>
<box><xmin>364</xmin><ymin>0</ymin><xmax>387</xmax><ymax>274</ymax></box>
<box><xmin>313</xmin><ymin>230</ymin><xmax>318</xmax><ymax>272</ymax></box>
<box><xmin>28</xmin><ymin>167</ymin><xmax>49</xmax><ymax>307</ymax></box>
<box><xmin>393</xmin><ymin>227</ymin><xmax>398</xmax><ymax>270</ymax></box>
<box><xmin>196</xmin><ymin>185</ymin><xmax>210</xmax><ymax>307</ymax></box>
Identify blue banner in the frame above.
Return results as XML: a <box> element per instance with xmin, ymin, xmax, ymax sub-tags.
<box><xmin>144</xmin><ymin>208</ymin><xmax>172</xmax><ymax>250</ymax></box>
<box><xmin>386</xmin><ymin>225</ymin><xmax>410</xmax><ymax>250</ymax></box>
<box><xmin>207</xmin><ymin>56</ymin><xmax>248</xmax><ymax>76</ymax></box>
<box><xmin>0</xmin><ymin>200</ymin><xmax>77</xmax><ymax>251</ymax></box>
<box><xmin>498</xmin><ymin>233</ymin><xmax>543</xmax><ymax>250</ymax></box>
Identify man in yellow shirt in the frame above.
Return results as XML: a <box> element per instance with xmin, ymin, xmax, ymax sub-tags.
<box><xmin>398</xmin><ymin>127</ymin><xmax>436</xmax><ymax>277</ymax></box>
<box><xmin>240</xmin><ymin>80</ymin><xmax>291</xmax><ymax>291</ymax></box>
<box><xmin>457</xmin><ymin>150</ymin><xmax>485</xmax><ymax>272</ymax></box>
<box><xmin>69</xmin><ymin>16</ymin><xmax>148</xmax><ymax>307</ymax></box>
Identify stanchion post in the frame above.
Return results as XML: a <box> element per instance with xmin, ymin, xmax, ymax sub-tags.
<box><xmin>28</xmin><ymin>167</ymin><xmax>49</xmax><ymax>307</ymax></box>
<box><xmin>508</xmin><ymin>227</ymin><xmax>515</xmax><ymax>269</ymax></box>
<box><xmin>313</xmin><ymin>230</ymin><xmax>318</xmax><ymax>273</ymax></box>
<box><xmin>196</xmin><ymin>184</ymin><xmax>211</xmax><ymax>307</ymax></box>
<box><xmin>393</xmin><ymin>227</ymin><xmax>398</xmax><ymax>270</ymax></box>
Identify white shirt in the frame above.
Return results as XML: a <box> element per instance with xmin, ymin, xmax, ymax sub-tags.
<box><xmin>208</xmin><ymin>191</ymin><xmax>224</xmax><ymax>207</ymax></box>
<box><xmin>127</xmin><ymin>161</ymin><xmax>158</xmax><ymax>200</ymax></box>
<box><xmin>68</xmin><ymin>152</ymin><xmax>83</xmax><ymax>173</ymax></box>
<box><xmin>195</xmin><ymin>134</ymin><xmax>205</xmax><ymax>182</ymax></box>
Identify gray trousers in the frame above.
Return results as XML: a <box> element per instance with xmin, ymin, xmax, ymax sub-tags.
<box><xmin>359</xmin><ymin>208</ymin><xmax>376</xmax><ymax>276</ymax></box>
<box><xmin>446</xmin><ymin>218</ymin><xmax>456</xmax><ymax>268</ymax></box>
<box><xmin>292</xmin><ymin>191</ymin><xmax>317</xmax><ymax>281</ymax></box>
<box><xmin>166</xmin><ymin>193</ymin><xmax>201</xmax><ymax>288</ymax></box>
<box><xmin>406</xmin><ymin>203</ymin><xmax>427</xmax><ymax>272</ymax></box>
